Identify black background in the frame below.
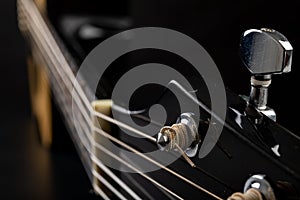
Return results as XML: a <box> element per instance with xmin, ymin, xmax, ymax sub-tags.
<box><xmin>48</xmin><ymin>0</ymin><xmax>300</xmax><ymax>133</ymax></box>
<box><xmin>128</xmin><ymin>0</ymin><xmax>300</xmax><ymax>134</ymax></box>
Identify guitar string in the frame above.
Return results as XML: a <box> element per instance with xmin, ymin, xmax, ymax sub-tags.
<box><xmin>73</xmin><ymin>94</ymin><xmax>219</xmax><ymax>200</ymax></box>
<box><xmin>24</xmin><ymin>21</ymin><xmax>146</xmax><ymax>200</ymax></box>
<box><xmin>91</xmin><ymin>155</ymin><xmax>143</xmax><ymax>200</ymax></box>
<box><xmin>22</xmin><ymin>4</ymin><xmax>225</xmax><ymax>200</ymax></box>
<box><xmin>74</xmin><ymin>117</ymin><xmax>177</xmax><ymax>200</ymax></box>
<box><xmin>21</xmin><ymin>0</ymin><xmax>154</xmax><ymax>147</ymax></box>
<box><xmin>91</xmin><ymin>142</ymin><xmax>184</xmax><ymax>200</ymax></box>
<box><xmin>55</xmin><ymin>41</ymin><xmax>224</xmax><ymax>198</ymax></box>
<box><xmin>71</xmin><ymin>91</ymin><xmax>185</xmax><ymax>200</ymax></box>
<box><xmin>72</xmin><ymin>97</ymin><xmax>224</xmax><ymax>200</ymax></box>
<box><xmin>21</xmin><ymin>7</ymin><xmax>185</xmax><ymax>199</ymax></box>
<box><xmin>19</xmin><ymin>7</ymin><xmax>140</xmax><ymax>199</ymax></box>
<box><xmin>80</xmin><ymin>120</ymin><xmax>172</xmax><ymax>200</ymax></box>
<box><xmin>73</xmin><ymin>98</ymin><xmax>184</xmax><ymax>200</ymax></box>
<box><xmin>22</xmin><ymin>0</ymin><xmax>157</xmax><ymax>145</ymax></box>
<box><xmin>20</xmin><ymin>1</ymin><xmax>225</xmax><ymax>199</ymax></box>
<box><xmin>25</xmin><ymin>30</ymin><xmax>145</xmax><ymax>200</ymax></box>
<box><xmin>93</xmin><ymin>184</ymin><xmax>110</xmax><ymax>200</ymax></box>
<box><xmin>57</xmin><ymin>61</ymin><xmax>231</xmax><ymax>195</ymax></box>
<box><xmin>32</xmin><ymin>38</ymin><xmax>182</xmax><ymax>199</ymax></box>
<box><xmin>70</xmin><ymin>72</ymin><xmax>222</xmax><ymax>199</ymax></box>
<box><xmin>24</xmin><ymin>0</ymin><xmax>300</xmax><ymax>199</ymax></box>
<box><xmin>17</xmin><ymin>3</ymin><xmax>109</xmax><ymax>200</ymax></box>
<box><xmin>92</xmin><ymin>126</ymin><xmax>223</xmax><ymax>200</ymax></box>
<box><xmin>121</xmin><ymin>172</ymin><xmax>158</xmax><ymax>200</ymax></box>
<box><xmin>91</xmin><ymin>169</ymin><xmax>129</xmax><ymax>200</ymax></box>
<box><xmin>25</xmin><ymin>0</ymin><xmax>164</xmax><ymax>153</ymax></box>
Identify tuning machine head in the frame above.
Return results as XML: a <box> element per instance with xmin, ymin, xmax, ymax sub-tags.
<box><xmin>240</xmin><ymin>28</ymin><xmax>293</xmax><ymax>121</ymax></box>
<box><xmin>156</xmin><ymin>113</ymin><xmax>200</xmax><ymax>157</ymax></box>
<box><xmin>228</xmin><ymin>174</ymin><xmax>276</xmax><ymax>200</ymax></box>
<box><xmin>240</xmin><ymin>28</ymin><xmax>293</xmax><ymax>75</ymax></box>
<box><xmin>244</xmin><ymin>174</ymin><xmax>276</xmax><ymax>200</ymax></box>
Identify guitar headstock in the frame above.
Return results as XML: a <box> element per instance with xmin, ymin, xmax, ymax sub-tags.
<box><xmin>18</xmin><ymin>1</ymin><xmax>300</xmax><ymax>198</ymax></box>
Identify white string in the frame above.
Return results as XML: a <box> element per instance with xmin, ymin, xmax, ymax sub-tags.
<box><xmin>91</xmin><ymin>157</ymin><xmax>142</xmax><ymax>200</ymax></box>
<box><xmin>92</xmin><ymin>169</ymin><xmax>128</xmax><ymax>200</ymax></box>
<box><xmin>21</xmin><ymin>0</ymin><xmax>156</xmax><ymax>147</ymax></box>
<box><xmin>93</xmin><ymin>110</ymin><xmax>156</xmax><ymax>143</ymax></box>
<box><xmin>27</xmin><ymin>26</ymin><xmax>93</xmax><ymax>152</ymax></box>
<box><xmin>93</xmin><ymin>183</ymin><xmax>110</xmax><ymax>200</ymax></box>
<box><xmin>19</xmin><ymin>1</ymin><xmax>225</xmax><ymax>199</ymax></box>
<box><xmin>20</xmin><ymin>5</ymin><xmax>165</xmax><ymax>198</ymax></box>
<box><xmin>20</xmin><ymin>0</ymin><xmax>157</xmax><ymax>145</ymax></box>
<box><xmin>91</xmin><ymin>144</ymin><xmax>184</xmax><ymax>200</ymax></box>
<box><xmin>93</xmin><ymin>126</ymin><xmax>223</xmax><ymax>200</ymax></box>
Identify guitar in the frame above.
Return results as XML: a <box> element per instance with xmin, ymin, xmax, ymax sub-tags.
<box><xmin>18</xmin><ymin>0</ymin><xmax>300</xmax><ymax>199</ymax></box>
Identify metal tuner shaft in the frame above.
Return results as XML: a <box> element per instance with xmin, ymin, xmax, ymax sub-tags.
<box><xmin>240</xmin><ymin>28</ymin><xmax>293</xmax><ymax>121</ymax></box>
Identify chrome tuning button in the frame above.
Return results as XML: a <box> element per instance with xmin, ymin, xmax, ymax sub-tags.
<box><xmin>227</xmin><ymin>174</ymin><xmax>275</xmax><ymax>200</ymax></box>
<box><xmin>240</xmin><ymin>28</ymin><xmax>293</xmax><ymax>122</ymax></box>
<box><xmin>244</xmin><ymin>174</ymin><xmax>276</xmax><ymax>200</ymax></box>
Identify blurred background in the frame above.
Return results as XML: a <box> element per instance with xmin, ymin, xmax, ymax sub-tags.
<box><xmin>0</xmin><ymin>0</ymin><xmax>96</xmax><ymax>199</ymax></box>
<box><xmin>0</xmin><ymin>0</ymin><xmax>299</xmax><ymax>199</ymax></box>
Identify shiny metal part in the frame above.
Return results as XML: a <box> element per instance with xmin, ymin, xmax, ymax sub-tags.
<box><xmin>240</xmin><ymin>28</ymin><xmax>292</xmax><ymax>75</ymax></box>
<box><xmin>244</xmin><ymin>174</ymin><xmax>276</xmax><ymax>200</ymax></box>
<box><xmin>240</xmin><ymin>28</ymin><xmax>293</xmax><ymax>121</ymax></box>
<box><xmin>157</xmin><ymin>113</ymin><xmax>200</xmax><ymax>157</ymax></box>
<box><xmin>249</xmin><ymin>75</ymin><xmax>276</xmax><ymax>122</ymax></box>
<box><xmin>249</xmin><ymin>76</ymin><xmax>271</xmax><ymax>110</ymax></box>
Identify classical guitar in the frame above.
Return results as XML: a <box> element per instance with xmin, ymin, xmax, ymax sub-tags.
<box><xmin>18</xmin><ymin>0</ymin><xmax>300</xmax><ymax>199</ymax></box>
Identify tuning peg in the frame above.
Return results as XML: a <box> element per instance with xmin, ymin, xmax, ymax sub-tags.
<box><xmin>156</xmin><ymin>113</ymin><xmax>200</xmax><ymax>167</ymax></box>
<box><xmin>243</xmin><ymin>174</ymin><xmax>276</xmax><ymax>200</ymax></box>
<box><xmin>240</xmin><ymin>28</ymin><xmax>292</xmax><ymax>75</ymax></box>
<box><xmin>240</xmin><ymin>28</ymin><xmax>293</xmax><ymax>121</ymax></box>
<box><xmin>228</xmin><ymin>174</ymin><xmax>275</xmax><ymax>200</ymax></box>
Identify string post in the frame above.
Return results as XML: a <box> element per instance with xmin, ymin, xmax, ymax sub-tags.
<box><xmin>243</xmin><ymin>174</ymin><xmax>276</xmax><ymax>200</ymax></box>
<box><xmin>156</xmin><ymin>113</ymin><xmax>200</xmax><ymax>166</ymax></box>
<box><xmin>227</xmin><ymin>188</ymin><xmax>263</xmax><ymax>200</ymax></box>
